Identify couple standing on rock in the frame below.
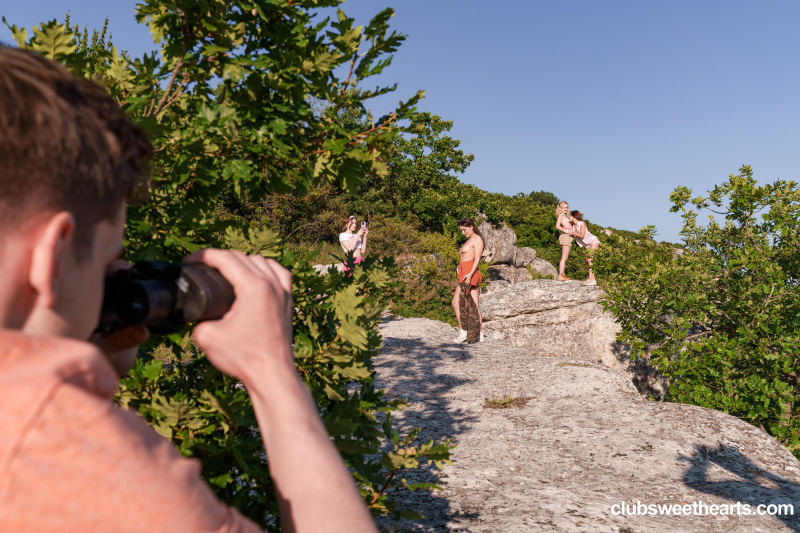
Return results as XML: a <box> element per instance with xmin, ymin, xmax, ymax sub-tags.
<box><xmin>556</xmin><ymin>200</ymin><xmax>600</xmax><ymax>285</ymax></box>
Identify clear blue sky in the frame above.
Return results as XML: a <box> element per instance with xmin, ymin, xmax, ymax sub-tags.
<box><xmin>3</xmin><ymin>1</ymin><xmax>799</xmax><ymax>243</ymax></box>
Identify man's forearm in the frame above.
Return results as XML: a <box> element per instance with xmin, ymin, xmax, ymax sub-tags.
<box><xmin>185</xmin><ymin>251</ymin><xmax>373</xmax><ymax>531</ymax></box>
<box><xmin>244</xmin><ymin>354</ymin><xmax>377</xmax><ymax>533</ymax></box>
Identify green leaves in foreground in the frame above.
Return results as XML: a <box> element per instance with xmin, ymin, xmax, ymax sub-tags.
<box><xmin>7</xmin><ymin>3</ymin><xmax>424</xmax><ymax>262</ymax></box>
<box><xmin>597</xmin><ymin>166</ymin><xmax>800</xmax><ymax>457</ymax></box>
<box><xmin>118</xmin><ymin>357</ymin><xmax>275</xmax><ymax>525</ymax></box>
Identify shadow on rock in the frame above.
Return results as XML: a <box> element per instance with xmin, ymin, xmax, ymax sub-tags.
<box><xmin>609</xmin><ymin>342</ymin><xmax>669</xmax><ymax>401</ymax></box>
<box><xmin>683</xmin><ymin>444</ymin><xmax>800</xmax><ymax>531</ymax></box>
<box><xmin>375</xmin><ymin>318</ymin><xmax>481</xmax><ymax>531</ymax></box>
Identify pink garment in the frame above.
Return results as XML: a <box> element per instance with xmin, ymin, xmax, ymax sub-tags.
<box><xmin>0</xmin><ymin>329</ymin><xmax>260</xmax><ymax>533</ymax></box>
<box><xmin>342</xmin><ymin>254</ymin><xmax>364</xmax><ymax>273</ymax></box>
<box><xmin>574</xmin><ymin>221</ymin><xmax>600</xmax><ymax>248</ymax></box>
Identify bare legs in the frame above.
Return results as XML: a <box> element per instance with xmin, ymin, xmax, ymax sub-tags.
<box><xmin>558</xmin><ymin>244</ymin><xmax>571</xmax><ymax>279</ymax></box>
<box><xmin>585</xmin><ymin>243</ymin><xmax>600</xmax><ymax>282</ymax></box>
<box><xmin>451</xmin><ymin>284</ymin><xmax>482</xmax><ymax>335</ymax></box>
<box><xmin>451</xmin><ymin>284</ymin><xmax>461</xmax><ymax>327</ymax></box>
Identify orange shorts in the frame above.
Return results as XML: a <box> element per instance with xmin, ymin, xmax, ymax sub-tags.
<box><xmin>458</xmin><ymin>261</ymin><xmax>481</xmax><ymax>287</ymax></box>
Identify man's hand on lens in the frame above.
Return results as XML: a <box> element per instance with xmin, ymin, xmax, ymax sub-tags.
<box><xmin>183</xmin><ymin>249</ymin><xmax>293</xmax><ymax>384</ymax></box>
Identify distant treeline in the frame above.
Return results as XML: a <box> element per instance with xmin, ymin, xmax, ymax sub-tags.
<box><xmin>220</xmin><ymin>112</ymin><xmax>664</xmax><ymax>273</ymax></box>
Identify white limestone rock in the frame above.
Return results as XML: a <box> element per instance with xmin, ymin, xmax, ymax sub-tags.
<box><xmin>374</xmin><ymin>316</ymin><xmax>800</xmax><ymax>532</ymax></box>
<box><xmin>479</xmin><ymin>222</ymin><xmax>518</xmax><ymax>265</ymax></box>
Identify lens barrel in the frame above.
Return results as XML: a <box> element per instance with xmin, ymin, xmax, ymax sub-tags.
<box><xmin>115</xmin><ymin>280</ymin><xmax>174</xmax><ymax>326</ymax></box>
<box><xmin>176</xmin><ymin>264</ymin><xmax>236</xmax><ymax>322</ymax></box>
<box><xmin>96</xmin><ymin>262</ymin><xmax>235</xmax><ymax>335</ymax></box>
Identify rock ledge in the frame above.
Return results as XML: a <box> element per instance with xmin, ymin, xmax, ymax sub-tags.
<box><xmin>375</xmin><ymin>316</ymin><xmax>800</xmax><ymax>532</ymax></box>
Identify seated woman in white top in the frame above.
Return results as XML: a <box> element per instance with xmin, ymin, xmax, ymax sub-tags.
<box><xmin>339</xmin><ymin>215</ymin><xmax>369</xmax><ymax>267</ymax></box>
<box><xmin>569</xmin><ymin>210</ymin><xmax>601</xmax><ymax>285</ymax></box>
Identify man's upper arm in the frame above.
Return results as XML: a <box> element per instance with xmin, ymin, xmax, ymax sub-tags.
<box><xmin>2</xmin><ymin>383</ymin><xmax>261</xmax><ymax>533</ymax></box>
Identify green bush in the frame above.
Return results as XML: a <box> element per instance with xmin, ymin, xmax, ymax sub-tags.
<box><xmin>360</xmin><ymin>214</ymin><xmax>427</xmax><ymax>258</ymax></box>
<box><xmin>598</xmin><ymin>166</ymin><xmax>800</xmax><ymax>457</ymax></box>
<box><xmin>285</xmin><ymin>240</ymin><xmax>341</xmax><ymax>266</ymax></box>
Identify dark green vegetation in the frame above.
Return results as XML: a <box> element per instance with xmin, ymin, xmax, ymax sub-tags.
<box><xmin>597</xmin><ymin>166</ymin><xmax>800</xmax><ymax>458</ymax></box>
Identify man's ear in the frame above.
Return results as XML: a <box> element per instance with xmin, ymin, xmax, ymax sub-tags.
<box><xmin>29</xmin><ymin>212</ymin><xmax>76</xmax><ymax>309</ymax></box>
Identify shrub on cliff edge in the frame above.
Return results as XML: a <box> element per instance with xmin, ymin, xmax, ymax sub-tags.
<box><xmin>598</xmin><ymin>166</ymin><xmax>800</xmax><ymax>457</ymax></box>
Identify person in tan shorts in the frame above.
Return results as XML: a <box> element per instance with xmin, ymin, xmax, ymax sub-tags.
<box><xmin>0</xmin><ymin>48</ymin><xmax>376</xmax><ymax>533</ymax></box>
<box><xmin>555</xmin><ymin>200</ymin><xmax>575</xmax><ymax>281</ymax></box>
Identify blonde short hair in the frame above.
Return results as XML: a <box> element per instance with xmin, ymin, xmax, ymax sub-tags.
<box><xmin>555</xmin><ymin>201</ymin><xmax>568</xmax><ymax>218</ymax></box>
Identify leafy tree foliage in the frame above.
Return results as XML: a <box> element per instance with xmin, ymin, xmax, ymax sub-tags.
<box><xmin>351</xmin><ymin>112</ymin><xmax>476</xmax><ymax>233</ymax></box>
<box><xmin>597</xmin><ymin>166</ymin><xmax>800</xmax><ymax>455</ymax></box>
<box><xmin>63</xmin><ymin>12</ymin><xmax>117</xmax><ymax>74</ymax></box>
<box><xmin>4</xmin><ymin>3</ymin><xmax>453</xmax><ymax>528</ymax></box>
<box><xmin>5</xmin><ymin>1</ymin><xmax>423</xmax><ymax>259</ymax></box>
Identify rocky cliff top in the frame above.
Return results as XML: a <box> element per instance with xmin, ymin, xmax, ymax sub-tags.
<box><xmin>481</xmin><ymin>279</ymin><xmax>604</xmax><ymax>320</ymax></box>
<box><xmin>375</xmin><ymin>315</ymin><xmax>800</xmax><ymax>532</ymax></box>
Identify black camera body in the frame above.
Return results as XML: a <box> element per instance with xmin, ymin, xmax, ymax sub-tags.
<box><xmin>97</xmin><ymin>261</ymin><xmax>235</xmax><ymax>335</ymax></box>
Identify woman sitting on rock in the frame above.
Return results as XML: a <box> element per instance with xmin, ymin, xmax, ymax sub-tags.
<box><xmin>555</xmin><ymin>200</ymin><xmax>574</xmax><ymax>281</ymax></box>
<box><xmin>570</xmin><ymin>210</ymin><xmax>601</xmax><ymax>286</ymax></box>
<box><xmin>339</xmin><ymin>215</ymin><xmax>368</xmax><ymax>268</ymax></box>
<box><xmin>452</xmin><ymin>217</ymin><xmax>484</xmax><ymax>343</ymax></box>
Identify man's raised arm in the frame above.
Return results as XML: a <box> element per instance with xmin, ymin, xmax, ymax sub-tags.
<box><xmin>186</xmin><ymin>249</ymin><xmax>377</xmax><ymax>533</ymax></box>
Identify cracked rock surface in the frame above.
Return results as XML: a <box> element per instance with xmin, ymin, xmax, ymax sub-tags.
<box><xmin>375</xmin><ymin>316</ymin><xmax>800</xmax><ymax>532</ymax></box>
<box><xmin>481</xmin><ymin>280</ymin><xmax>621</xmax><ymax>365</ymax></box>
<box><xmin>481</xmin><ymin>279</ymin><xmax>667</xmax><ymax>399</ymax></box>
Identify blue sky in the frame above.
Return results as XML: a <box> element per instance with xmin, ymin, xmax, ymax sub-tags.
<box><xmin>3</xmin><ymin>1</ymin><xmax>798</xmax><ymax>243</ymax></box>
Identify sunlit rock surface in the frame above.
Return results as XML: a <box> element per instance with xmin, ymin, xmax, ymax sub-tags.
<box><xmin>375</xmin><ymin>316</ymin><xmax>800</xmax><ymax>532</ymax></box>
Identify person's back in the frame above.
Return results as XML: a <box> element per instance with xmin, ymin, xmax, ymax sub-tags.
<box><xmin>0</xmin><ymin>330</ymin><xmax>252</xmax><ymax>532</ymax></box>
<box><xmin>0</xmin><ymin>47</ymin><xmax>376</xmax><ymax>533</ymax></box>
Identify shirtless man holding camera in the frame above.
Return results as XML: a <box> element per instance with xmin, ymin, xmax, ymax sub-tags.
<box><xmin>0</xmin><ymin>48</ymin><xmax>376</xmax><ymax>533</ymax></box>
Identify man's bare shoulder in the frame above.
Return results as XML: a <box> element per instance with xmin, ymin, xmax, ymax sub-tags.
<box><xmin>2</xmin><ymin>381</ymin><xmax>260</xmax><ymax>533</ymax></box>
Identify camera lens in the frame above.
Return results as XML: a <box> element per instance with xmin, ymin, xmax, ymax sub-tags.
<box><xmin>115</xmin><ymin>280</ymin><xmax>174</xmax><ymax>326</ymax></box>
<box><xmin>176</xmin><ymin>264</ymin><xmax>235</xmax><ymax>322</ymax></box>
